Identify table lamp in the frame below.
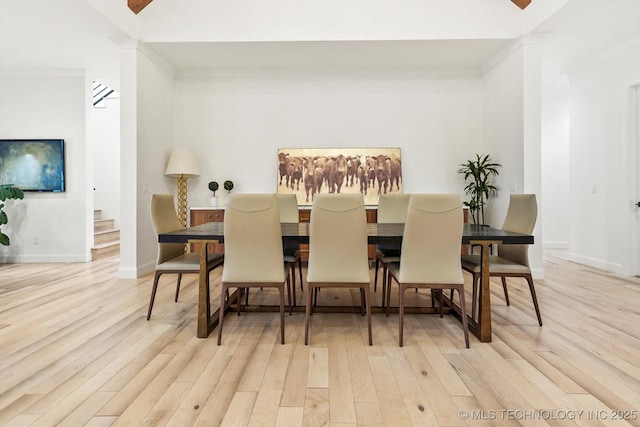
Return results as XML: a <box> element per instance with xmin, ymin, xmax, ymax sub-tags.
<box><xmin>165</xmin><ymin>148</ymin><xmax>200</xmax><ymax>229</ymax></box>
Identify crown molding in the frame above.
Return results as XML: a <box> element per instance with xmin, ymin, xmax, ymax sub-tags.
<box><xmin>119</xmin><ymin>39</ymin><xmax>176</xmax><ymax>78</ymax></box>
<box><xmin>481</xmin><ymin>33</ymin><xmax>548</xmax><ymax>75</ymax></box>
<box><xmin>0</xmin><ymin>69</ymin><xmax>88</xmax><ymax>78</ymax></box>
<box><xmin>564</xmin><ymin>34</ymin><xmax>640</xmax><ymax>76</ymax></box>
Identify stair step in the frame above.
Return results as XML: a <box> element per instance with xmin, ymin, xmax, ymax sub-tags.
<box><xmin>95</xmin><ymin>229</ymin><xmax>120</xmax><ymax>244</ymax></box>
<box><xmin>94</xmin><ymin>218</ymin><xmax>115</xmax><ymax>232</ymax></box>
<box><xmin>94</xmin><ymin>210</ymin><xmax>102</xmax><ymax>221</ymax></box>
<box><xmin>91</xmin><ymin>241</ymin><xmax>120</xmax><ymax>261</ymax></box>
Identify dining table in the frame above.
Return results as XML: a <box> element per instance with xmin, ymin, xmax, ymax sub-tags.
<box><xmin>159</xmin><ymin>221</ymin><xmax>534</xmax><ymax>342</ymax></box>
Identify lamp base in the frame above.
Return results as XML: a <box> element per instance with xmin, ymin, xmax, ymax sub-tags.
<box><xmin>176</xmin><ymin>176</ymin><xmax>188</xmax><ymax>229</ymax></box>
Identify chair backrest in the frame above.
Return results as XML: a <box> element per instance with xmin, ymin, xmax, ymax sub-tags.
<box><xmin>307</xmin><ymin>193</ymin><xmax>369</xmax><ymax>283</ymax></box>
<box><xmin>151</xmin><ymin>194</ymin><xmax>185</xmax><ymax>265</ymax></box>
<box><xmin>498</xmin><ymin>194</ymin><xmax>537</xmax><ymax>266</ymax></box>
<box><xmin>222</xmin><ymin>194</ymin><xmax>285</xmax><ymax>283</ymax></box>
<box><xmin>276</xmin><ymin>194</ymin><xmax>299</xmax><ymax>223</ymax></box>
<box><xmin>377</xmin><ymin>194</ymin><xmax>410</xmax><ymax>224</ymax></box>
<box><xmin>399</xmin><ymin>194</ymin><xmax>463</xmax><ymax>284</ymax></box>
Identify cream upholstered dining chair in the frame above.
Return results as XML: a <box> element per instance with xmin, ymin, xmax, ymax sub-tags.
<box><xmin>305</xmin><ymin>193</ymin><xmax>372</xmax><ymax>345</ymax></box>
<box><xmin>374</xmin><ymin>194</ymin><xmax>410</xmax><ymax>303</ymax></box>
<box><xmin>218</xmin><ymin>193</ymin><xmax>291</xmax><ymax>345</ymax></box>
<box><xmin>244</xmin><ymin>194</ymin><xmax>304</xmax><ymax>306</ymax></box>
<box><xmin>460</xmin><ymin>193</ymin><xmax>542</xmax><ymax>326</ymax></box>
<box><xmin>147</xmin><ymin>194</ymin><xmax>224</xmax><ymax>320</ymax></box>
<box><xmin>385</xmin><ymin>194</ymin><xmax>469</xmax><ymax>348</ymax></box>
<box><xmin>276</xmin><ymin>194</ymin><xmax>304</xmax><ymax>298</ymax></box>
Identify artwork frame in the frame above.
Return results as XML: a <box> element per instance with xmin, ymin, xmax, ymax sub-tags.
<box><xmin>277</xmin><ymin>148</ymin><xmax>402</xmax><ymax>206</ymax></box>
<box><xmin>0</xmin><ymin>139</ymin><xmax>65</xmax><ymax>192</ymax></box>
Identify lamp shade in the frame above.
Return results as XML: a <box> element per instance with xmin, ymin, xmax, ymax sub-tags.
<box><xmin>165</xmin><ymin>148</ymin><xmax>200</xmax><ymax>178</ymax></box>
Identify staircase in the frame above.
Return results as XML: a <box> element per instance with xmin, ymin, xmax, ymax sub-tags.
<box><xmin>92</xmin><ymin>210</ymin><xmax>120</xmax><ymax>260</ymax></box>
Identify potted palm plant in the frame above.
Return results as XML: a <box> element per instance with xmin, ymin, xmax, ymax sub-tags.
<box><xmin>0</xmin><ymin>184</ymin><xmax>25</xmax><ymax>246</ymax></box>
<box><xmin>208</xmin><ymin>181</ymin><xmax>219</xmax><ymax>207</ymax></box>
<box><xmin>458</xmin><ymin>154</ymin><xmax>501</xmax><ymax>225</ymax></box>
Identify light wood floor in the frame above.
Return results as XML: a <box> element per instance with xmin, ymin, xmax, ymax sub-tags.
<box><xmin>1</xmin><ymin>256</ymin><xmax>639</xmax><ymax>427</ymax></box>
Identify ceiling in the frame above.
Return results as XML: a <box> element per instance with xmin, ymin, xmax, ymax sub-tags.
<box><xmin>2</xmin><ymin>0</ymin><xmax>640</xmax><ymax>88</ymax></box>
<box><xmin>0</xmin><ymin>0</ymin><xmax>127</xmax><ymax>86</ymax></box>
<box><xmin>145</xmin><ymin>39</ymin><xmax>515</xmax><ymax>77</ymax></box>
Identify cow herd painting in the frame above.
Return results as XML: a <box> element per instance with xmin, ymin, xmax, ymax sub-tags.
<box><xmin>277</xmin><ymin>148</ymin><xmax>403</xmax><ymax>205</ymax></box>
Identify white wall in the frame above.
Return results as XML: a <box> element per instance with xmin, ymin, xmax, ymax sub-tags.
<box><xmin>483</xmin><ymin>45</ymin><xmax>525</xmax><ymax>222</ymax></box>
<box><xmin>91</xmin><ymin>94</ymin><xmax>121</xmax><ymax>225</ymax></box>
<box><xmin>118</xmin><ymin>41</ymin><xmax>176</xmax><ymax>278</ymax></box>
<box><xmin>567</xmin><ymin>39</ymin><xmax>640</xmax><ymax>275</ymax></box>
<box><xmin>0</xmin><ymin>72</ymin><xmax>92</xmax><ymax>262</ymax></box>
<box><xmin>175</xmin><ymin>72</ymin><xmax>486</xmax><ymax>208</ymax></box>
<box><xmin>482</xmin><ymin>39</ymin><xmax>544</xmax><ymax>278</ymax></box>
<box><xmin>541</xmin><ymin>75</ymin><xmax>571</xmax><ymax>253</ymax></box>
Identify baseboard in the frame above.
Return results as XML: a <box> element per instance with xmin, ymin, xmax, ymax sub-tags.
<box><xmin>118</xmin><ymin>260</ymin><xmax>155</xmax><ymax>279</ymax></box>
<box><xmin>531</xmin><ymin>267</ymin><xmax>544</xmax><ymax>280</ymax></box>
<box><xmin>0</xmin><ymin>254</ymin><xmax>91</xmax><ymax>263</ymax></box>
<box><xmin>566</xmin><ymin>252</ymin><xmax>623</xmax><ymax>274</ymax></box>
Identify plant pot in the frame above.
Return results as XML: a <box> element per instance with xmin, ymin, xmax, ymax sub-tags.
<box><xmin>210</xmin><ymin>196</ymin><xmax>218</xmax><ymax>207</ymax></box>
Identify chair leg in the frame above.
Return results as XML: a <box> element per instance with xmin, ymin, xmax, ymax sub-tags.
<box><xmin>298</xmin><ymin>257</ymin><xmax>304</xmax><ymax>291</ymax></box>
<box><xmin>217</xmin><ymin>284</ymin><xmax>228</xmax><ymax>345</ymax></box>
<box><xmin>289</xmin><ymin>264</ymin><xmax>296</xmax><ymax>308</ymax></box>
<box><xmin>381</xmin><ymin>263</ymin><xmax>388</xmax><ymax>307</ymax></box>
<box><xmin>501</xmin><ymin>277</ymin><xmax>510</xmax><ymax>306</ymax></box>
<box><xmin>399</xmin><ymin>283</ymin><xmax>406</xmax><ymax>347</ymax></box>
<box><xmin>471</xmin><ymin>273</ymin><xmax>479</xmax><ymax>321</ymax></box>
<box><xmin>286</xmin><ymin>274</ymin><xmax>293</xmax><ymax>316</ymax></box>
<box><xmin>374</xmin><ymin>258</ymin><xmax>380</xmax><ymax>292</ymax></box>
<box><xmin>305</xmin><ymin>285</ymin><xmax>313</xmax><ymax>345</ymax></box>
<box><xmin>524</xmin><ymin>275</ymin><xmax>543</xmax><ymax>326</ymax></box>
<box><xmin>364</xmin><ymin>285</ymin><xmax>372</xmax><ymax>346</ymax></box>
<box><xmin>386</xmin><ymin>269</ymin><xmax>393</xmax><ymax>317</ymax></box>
<box><xmin>359</xmin><ymin>288</ymin><xmax>366</xmax><ymax>316</ymax></box>
<box><xmin>279</xmin><ymin>284</ymin><xmax>286</xmax><ymax>344</ymax></box>
<box><xmin>457</xmin><ymin>286</ymin><xmax>470</xmax><ymax>348</ymax></box>
<box><xmin>174</xmin><ymin>273</ymin><xmax>183</xmax><ymax>302</ymax></box>
<box><xmin>146</xmin><ymin>272</ymin><xmax>162</xmax><ymax>321</ymax></box>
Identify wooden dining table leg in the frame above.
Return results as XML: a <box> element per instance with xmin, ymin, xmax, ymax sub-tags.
<box><xmin>468</xmin><ymin>240</ymin><xmax>500</xmax><ymax>343</ymax></box>
<box><xmin>195</xmin><ymin>240</ymin><xmax>213</xmax><ymax>338</ymax></box>
<box><xmin>192</xmin><ymin>239</ymin><xmax>240</xmax><ymax>338</ymax></box>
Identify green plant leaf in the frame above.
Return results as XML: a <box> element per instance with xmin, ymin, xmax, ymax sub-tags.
<box><xmin>0</xmin><ymin>184</ymin><xmax>24</xmax><ymax>245</ymax></box>
<box><xmin>457</xmin><ymin>153</ymin><xmax>501</xmax><ymax>225</ymax></box>
<box><xmin>0</xmin><ymin>184</ymin><xmax>25</xmax><ymax>201</ymax></box>
<box><xmin>208</xmin><ymin>181</ymin><xmax>219</xmax><ymax>196</ymax></box>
